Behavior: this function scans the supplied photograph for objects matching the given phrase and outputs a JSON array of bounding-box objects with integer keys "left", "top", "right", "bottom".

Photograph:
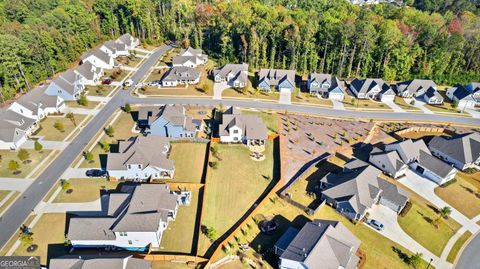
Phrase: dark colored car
[
  {"left": 102, "top": 79, "right": 113, "bottom": 85},
  {"left": 85, "top": 169, "right": 107, "bottom": 177}
]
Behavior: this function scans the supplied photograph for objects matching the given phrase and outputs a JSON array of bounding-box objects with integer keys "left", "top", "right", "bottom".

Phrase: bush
[
  {"left": 77, "top": 94, "right": 88, "bottom": 106},
  {"left": 8, "top": 160, "right": 20, "bottom": 173},
  {"left": 106, "top": 126, "right": 114, "bottom": 137},
  {"left": 84, "top": 151, "right": 93, "bottom": 161},
  {"left": 464, "top": 167, "right": 479, "bottom": 174},
  {"left": 60, "top": 179, "right": 71, "bottom": 190},
  {"left": 101, "top": 141, "right": 111, "bottom": 152},
  {"left": 17, "top": 149, "right": 30, "bottom": 162},
  {"left": 54, "top": 121, "right": 64, "bottom": 132},
  {"left": 209, "top": 161, "right": 218, "bottom": 169},
  {"left": 439, "top": 178, "right": 457, "bottom": 188},
  {"left": 34, "top": 140, "right": 43, "bottom": 151},
  {"left": 399, "top": 201, "right": 412, "bottom": 217},
  {"left": 123, "top": 103, "right": 132, "bottom": 113}
]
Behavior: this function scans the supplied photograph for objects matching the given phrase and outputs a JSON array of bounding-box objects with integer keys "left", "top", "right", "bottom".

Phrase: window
[
  {"left": 128, "top": 240, "right": 132, "bottom": 245},
  {"left": 233, "top": 137, "right": 238, "bottom": 141},
  {"left": 127, "top": 165, "right": 131, "bottom": 169},
  {"left": 233, "top": 130, "right": 239, "bottom": 134},
  {"left": 138, "top": 164, "right": 141, "bottom": 169}
]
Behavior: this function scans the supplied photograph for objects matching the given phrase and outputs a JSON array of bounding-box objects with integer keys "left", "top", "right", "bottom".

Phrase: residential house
[
  {"left": 465, "top": 82, "right": 480, "bottom": 99},
  {"left": 428, "top": 133, "right": 480, "bottom": 170},
  {"left": 116, "top": 33, "right": 140, "bottom": 50},
  {"left": 172, "top": 47, "right": 208, "bottom": 68},
  {"left": 160, "top": 66, "right": 200, "bottom": 87},
  {"left": 274, "top": 219, "right": 361, "bottom": 269},
  {"left": 396, "top": 79, "right": 437, "bottom": 98},
  {"left": 349, "top": 78, "right": 395, "bottom": 102},
  {"left": 385, "top": 139, "right": 456, "bottom": 184},
  {"left": 50, "top": 255, "right": 151, "bottom": 269},
  {"left": 446, "top": 84, "right": 479, "bottom": 109},
  {"left": 307, "top": 73, "right": 346, "bottom": 100},
  {"left": 258, "top": 69, "right": 296, "bottom": 93},
  {"left": 81, "top": 49, "right": 115, "bottom": 69},
  {"left": 107, "top": 136, "right": 174, "bottom": 180},
  {"left": 100, "top": 40, "right": 129, "bottom": 58},
  {"left": 423, "top": 87, "right": 444, "bottom": 104},
  {"left": 45, "top": 70, "right": 85, "bottom": 101},
  {"left": 9, "top": 85, "right": 65, "bottom": 121},
  {"left": 68, "top": 184, "right": 189, "bottom": 250},
  {"left": 0, "top": 109, "right": 37, "bottom": 149},
  {"left": 137, "top": 105, "right": 200, "bottom": 138},
  {"left": 319, "top": 159, "right": 410, "bottom": 221},
  {"left": 213, "top": 63, "right": 249, "bottom": 89},
  {"left": 219, "top": 106, "right": 268, "bottom": 146},
  {"left": 75, "top": 61, "right": 103, "bottom": 86},
  {"left": 369, "top": 147, "right": 408, "bottom": 179}
]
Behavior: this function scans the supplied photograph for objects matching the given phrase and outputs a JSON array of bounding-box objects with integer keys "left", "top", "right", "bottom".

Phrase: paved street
[{"left": 456, "top": 232, "right": 480, "bottom": 269}]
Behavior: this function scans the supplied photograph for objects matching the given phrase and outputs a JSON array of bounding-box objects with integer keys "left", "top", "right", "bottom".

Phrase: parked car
[
  {"left": 367, "top": 219, "right": 384, "bottom": 231},
  {"left": 85, "top": 169, "right": 107, "bottom": 177},
  {"left": 123, "top": 79, "right": 133, "bottom": 86},
  {"left": 102, "top": 79, "right": 113, "bottom": 85}
]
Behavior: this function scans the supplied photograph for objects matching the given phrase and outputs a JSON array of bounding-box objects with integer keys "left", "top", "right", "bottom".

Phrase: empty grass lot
[
  {"left": 14, "top": 213, "right": 68, "bottom": 265},
  {"left": 447, "top": 231, "right": 472, "bottom": 263},
  {"left": 159, "top": 188, "right": 200, "bottom": 254},
  {"left": 36, "top": 114, "right": 86, "bottom": 141},
  {"left": 435, "top": 172, "right": 480, "bottom": 218},
  {"left": 169, "top": 143, "right": 207, "bottom": 183},
  {"left": 0, "top": 149, "right": 52, "bottom": 178},
  {"left": 398, "top": 196, "right": 461, "bottom": 256},
  {"left": 53, "top": 178, "right": 120, "bottom": 203},
  {"left": 198, "top": 142, "right": 280, "bottom": 256}
]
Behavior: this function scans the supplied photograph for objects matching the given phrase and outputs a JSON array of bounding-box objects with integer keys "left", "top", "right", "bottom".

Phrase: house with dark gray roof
[
  {"left": 172, "top": 47, "right": 208, "bottom": 68},
  {"left": 0, "top": 109, "right": 38, "bottom": 149},
  {"left": 107, "top": 136, "right": 174, "bottom": 180},
  {"left": 101, "top": 40, "right": 129, "bottom": 58},
  {"left": 213, "top": 63, "right": 249, "bottom": 89},
  {"left": 446, "top": 84, "right": 479, "bottom": 109},
  {"left": 369, "top": 146, "right": 408, "bottom": 179},
  {"left": 45, "top": 70, "right": 86, "bottom": 101},
  {"left": 466, "top": 82, "right": 480, "bottom": 99},
  {"left": 49, "top": 255, "right": 151, "bottom": 269},
  {"left": 116, "top": 33, "right": 140, "bottom": 50},
  {"left": 275, "top": 219, "right": 361, "bottom": 269},
  {"left": 428, "top": 133, "right": 480, "bottom": 170},
  {"left": 396, "top": 79, "right": 437, "bottom": 98},
  {"left": 75, "top": 61, "right": 103, "bottom": 85},
  {"left": 307, "top": 73, "right": 346, "bottom": 100},
  {"left": 9, "top": 85, "right": 65, "bottom": 121},
  {"left": 319, "top": 159, "right": 410, "bottom": 221},
  {"left": 137, "top": 105, "right": 200, "bottom": 139},
  {"left": 68, "top": 184, "right": 189, "bottom": 250},
  {"left": 219, "top": 106, "right": 268, "bottom": 146},
  {"left": 81, "top": 48, "right": 115, "bottom": 69},
  {"left": 258, "top": 69, "right": 295, "bottom": 93},
  {"left": 349, "top": 78, "right": 395, "bottom": 102},
  {"left": 385, "top": 139, "right": 457, "bottom": 184},
  {"left": 160, "top": 66, "right": 200, "bottom": 87},
  {"left": 423, "top": 87, "right": 444, "bottom": 104}
]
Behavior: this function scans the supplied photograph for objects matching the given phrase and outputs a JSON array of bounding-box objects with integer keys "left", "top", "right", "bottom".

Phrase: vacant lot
[
  {"left": 36, "top": 114, "right": 86, "bottom": 141},
  {"left": 0, "top": 149, "right": 52, "bottom": 178},
  {"left": 160, "top": 188, "right": 200, "bottom": 254},
  {"left": 198, "top": 142, "right": 279, "bottom": 256},
  {"left": 53, "top": 178, "right": 120, "bottom": 203},
  {"left": 13, "top": 213, "right": 68, "bottom": 265},
  {"left": 435, "top": 172, "right": 480, "bottom": 218},
  {"left": 169, "top": 143, "right": 207, "bottom": 183},
  {"left": 398, "top": 196, "right": 461, "bottom": 256}
]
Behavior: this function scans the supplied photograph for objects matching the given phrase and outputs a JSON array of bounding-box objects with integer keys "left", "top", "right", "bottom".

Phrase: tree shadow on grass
[{"left": 392, "top": 246, "right": 411, "bottom": 265}]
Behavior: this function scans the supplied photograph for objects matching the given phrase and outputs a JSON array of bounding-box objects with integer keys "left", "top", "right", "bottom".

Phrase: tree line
[{"left": 1, "top": 0, "right": 479, "bottom": 102}]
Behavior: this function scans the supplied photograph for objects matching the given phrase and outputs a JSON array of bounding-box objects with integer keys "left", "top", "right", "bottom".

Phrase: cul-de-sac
[{"left": 0, "top": 1, "right": 480, "bottom": 269}]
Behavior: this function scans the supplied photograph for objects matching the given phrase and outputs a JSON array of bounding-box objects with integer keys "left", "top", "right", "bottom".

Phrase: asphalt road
[
  {"left": 0, "top": 45, "right": 172, "bottom": 250},
  {"left": 455, "top": 232, "right": 480, "bottom": 269},
  {"left": 1, "top": 43, "right": 480, "bottom": 251}
]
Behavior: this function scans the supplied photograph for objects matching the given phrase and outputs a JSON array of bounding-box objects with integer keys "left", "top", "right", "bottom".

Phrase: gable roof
[
  {"left": 82, "top": 49, "right": 112, "bottom": 65},
  {"left": 370, "top": 147, "right": 406, "bottom": 171},
  {"left": 466, "top": 82, "right": 480, "bottom": 93},
  {"left": 179, "top": 47, "right": 203, "bottom": 56},
  {"left": 161, "top": 66, "right": 200, "bottom": 82},
  {"left": 418, "top": 150, "right": 455, "bottom": 178},
  {"left": 258, "top": 69, "right": 295, "bottom": 88},
  {"left": 425, "top": 87, "right": 443, "bottom": 100},
  {"left": 50, "top": 255, "right": 151, "bottom": 269},
  {"left": 219, "top": 107, "right": 268, "bottom": 140},
  {"left": 350, "top": 78, "right": 391, "bottom": 96},
  {"left": 213, "top": 63, "right": 249, "bottom": 84},
  {"left": 117, "top": 33, "right": 137, "bottom": 47},
  {"left": 0, "top": 109, "right": 36, "bottom": 142},
  {"left": 429, "top": 133, "right": 480, "bottom": 165},
  {"left": 75, "top": 62, "right": 100, "bottom": 81},
  {"left": 278, "top": 219, "right": 360, "bottom": 269},
  {"left": 16, "top": 85, "right": 59, "bottom": 113},
  {"left": 397, "top": 79, "right": 437, "bottom": 95},
  {"left": 137, "top": 105, "right": 197, "bottom": 132},
  {"left": 451, "top": 84, "right": 471, "bottom": 100},
  {"left": 385, "top": 139, "right": 430, "bottom": 163}
]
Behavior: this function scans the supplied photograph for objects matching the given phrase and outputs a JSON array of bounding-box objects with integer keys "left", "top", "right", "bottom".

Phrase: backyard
[
  {"left": 168, "top": 143, "right": 208, "bottom": 183},
  {"left": 198, "top": 141, "right": 280, "bottom": 256},
  {"left": 0, "top": 149, "right": 52, "bottom": 178},
  {"left": 36, "top": 114, "right": 86, "bottom": 141},
  {"left": 53, "top": 178, "right": 120, "bottom": 203}
]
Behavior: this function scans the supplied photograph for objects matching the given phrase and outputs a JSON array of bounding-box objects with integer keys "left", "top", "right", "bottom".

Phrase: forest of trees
[{"left": 0, "top": 0, "right": 479, "bottom": 102}]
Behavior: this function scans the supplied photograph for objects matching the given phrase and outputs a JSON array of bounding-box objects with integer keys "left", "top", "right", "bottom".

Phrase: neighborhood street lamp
[{"left": 426, "top": 258, "right": 433, "bottom": 269}]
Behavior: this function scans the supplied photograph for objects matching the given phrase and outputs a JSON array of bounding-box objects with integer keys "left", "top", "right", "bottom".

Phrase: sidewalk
[
  {"left": 22, "top": 140, "right": 68, "bottom": 150},
  {"left": 0, "top": 178, "right": 34, "bottom": 191},
  {"left": 332, "top": 99, "right": 345, "bottom": 110},
  {"left": 406, "top": 98, "right": 434, "bottom": 114},
  {"left": 63, "top": 107, "right": 99, "bottom": 115},
  {"left": 384, "top": 100, "right": 405, "bottom": 113}
]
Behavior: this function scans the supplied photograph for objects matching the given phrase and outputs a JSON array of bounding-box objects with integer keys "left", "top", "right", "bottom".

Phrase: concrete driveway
[
  {"left": 405, "top": 98, "right": 434, "bottom": 114},
  {"left": 383, "top": 100, "right": 405, "bottom": 113},
  {"left": 367, "top": 204, "right": 451, "bottom": 269},
  {"left": 279, "top": 89, "right": 291, "bottom": 104},
  {"left": 332, "top": 99, "right": 345, "bottom": 110},
  {"left": 213, "top": 82, "right": 230, "bottom": 100}
]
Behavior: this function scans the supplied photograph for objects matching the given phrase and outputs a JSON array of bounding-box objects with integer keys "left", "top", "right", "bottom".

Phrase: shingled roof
[
  {"left": 397, "top": 79, "right": 437, "bottom": 96},
  {"left": 219, "top": 107, "right": 268, "bottom": 141},
  {"left": 429, "top": 133, "right": 480, "bottom": 165}
]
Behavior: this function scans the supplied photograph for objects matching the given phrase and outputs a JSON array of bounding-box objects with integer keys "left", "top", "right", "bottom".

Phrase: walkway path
[
  {"left": 441, "top": 227, "right": 468, "bottom": 260},
  {"left": 0, "top": 178, "right": 34, "bottom": 191},
  {"left": 64, "top": 107, "right": 99, "bottom": 115},
  {"left": 61, "top": 168, "right": 90, "bottom": 179},
  {"left": 213, "top": 82, "right": 229, "bottom": 100},
  {"left": 22, "top": 140, "right": 68, "bottom": 150},
  {"left": 331, "top": 99, "right": 345, "bottom": 110},
  {"left": 278, "top": 90, "right": 291, "bottom": 104},
  {"left": 87, "top": 96, "right": 111, "bottom": 102},
  {"left": 383, "top": 100, "right": 405, "bottom": 113},
  {"left": 406, "top": 98, "right": 435, "bottom": 114}
]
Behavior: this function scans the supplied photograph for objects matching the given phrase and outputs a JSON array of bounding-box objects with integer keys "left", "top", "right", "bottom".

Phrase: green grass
[
  {"left": 435, "top": 172, "right": 480, "bottom": 218},
  {"left": 0, "top": 190, "right": 9, "bottom": 202},
  {"left": 13, "top": 213, "right": 68, "bottom": 265},
  {"left": 198, "top": 142, "right": 279, "bottom": 256},
  {"left": 85, "top": 85, "right": 117, "bottom": 97},
  {"left": 242, "top": 110, "right": 279, "bottom": 134},
  {"left": 343, "top": 98, "right": 392, "bottom": 110},
  {"left": 36, "top": 114, "right": 86, "bottom": 141},
  {"left": 159, "top": 188, "right": 200, "bottom": 254},
  {"left": 53, "top": 178, "right": 120, "bottom": 203},
  {"left": 0, "top": 149, "right": 52, "bottom": 178},
  {"left": 169, "top": 143, "right": 207, "bottom": 183},
  {"left": 398, "top": 196, "right": 461, "bottom": 256},
  {"left": 103, "top": 68, "right": 129, "bottom": 82},
  {"left": 65, "top": 100, "right": 100, "bottom": 109},
  {"left": 0, "top": 191, "right": 19, "bottom": 214},
  {"left": 291, "top": 88, "right": 333, "bottom": 107},
  {"left": 394, "top": 96, "right": 421, "bottom": 111},
  {"left": 447, "top": 231, "right": 472, "bottom": 263}
]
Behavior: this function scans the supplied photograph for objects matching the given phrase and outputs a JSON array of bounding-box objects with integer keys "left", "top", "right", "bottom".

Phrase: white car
[
  {"left": 367, "top": 219, "right": 384, "bottom": 231},
  {"left": 123, "top": 79, "right": 133, "bottom": 86}
]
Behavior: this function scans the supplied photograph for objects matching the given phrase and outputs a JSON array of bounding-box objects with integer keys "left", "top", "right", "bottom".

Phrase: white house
[
  {"left": 75, "top": 61, "right": 103, "bottom": 86},
  {"left": 446, "top": 84, "right": 479, "bottom": 109},
  {"left": 0, "top": 109, "right": 38, "bottom": 150},
  {"left": 213, "top": 63, "right": 249, "bottom": 89},
  {"left": 307, "top": 73, "right": 346, "bottom": 101},
  {"left": 116, "top": 33, "right": 140, "bottom": 50},
  {"left": 160, "top": 66, "right": 200, "bottom": 87},
  {"left": 219, "top": 107, "right": 267, "bottom": 146},
  {"left": 68, "top": 184, "right": 189, "bottom": 251},
  {"left": 100, "top": 40, "right": 129, "bottom": 58},
  {"left": 107, "top": 136, "right": 174, "bottom": 181},
  {"left": 429, "top": 133, "right": 480, "bottom": 170},
  {"left": 396, "top": 79, "right": 437, "bottom": 98},
  {"left": 423, "top": 87, "right": 444, "bottom": 105},
  {"left": 9, "top": 85, "right": 65, "bottom": 121},
  {"left": 349, "top": 78, "right": 395, "bottom": 102},
  {"left": 369, "top": 147, "right": 408, "bottom": 179},
  {"left": 81, "top": 49, "right": 115, "bottom": 69},
  {"left": 45, "top": 70, "right": 85, "bottom": 101},
  {"left": 172, "top": 47, "right": 208, "bottom": 68}
]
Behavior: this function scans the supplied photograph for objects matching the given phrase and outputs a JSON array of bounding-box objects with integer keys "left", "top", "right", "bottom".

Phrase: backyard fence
[{"left": 392, "top": 126, "right": 455, "bottom": 140}]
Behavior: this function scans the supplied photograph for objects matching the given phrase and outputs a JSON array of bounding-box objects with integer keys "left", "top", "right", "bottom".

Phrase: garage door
[{"left": 381, "top": 95, "right": 395, "bottom": 102}]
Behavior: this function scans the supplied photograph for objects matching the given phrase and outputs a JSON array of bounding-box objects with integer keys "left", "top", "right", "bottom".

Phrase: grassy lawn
[
  {"left": 291, "top": 88, "right": 333, "bottom": 107},
  {"left": 242, "top": 110, "right": 279, "bottom": 134},
  {"left": 157, "top": 48, "right": 179, "bottom": 66},
  {"left": 398, "top": 196, "right": 461, "bottom": 256},
  {"left": 80, "top": 111, "right": 137, "bottom": 168},
  {"left": 169, "top": 143, "right": 207, "bottom": 183},
  {"left": 343, "top": 98, "right": 392, "bottom": 111},
  {"left": 447, "top": 231, "right": 472, "bottom": 263},
  {"left": 36, "top": 114, "right": 86, "bottom": 141},
  {"left": 85, "top": 85, "right": 117, "bottom": 97},
  {"left": 0, "top": 191, "right": 19, "bottom": 214},
  {"left": 103, "top": 68, "right": 129, "bottom": 82},
  {"left": 65, "top": 100, "right": 100, "bottom": 109},
  {"left": 152, "top": 261, "right": 194, "bottom": 269},
  {"left": 160, "top": 188, "right": 200, "bottom": 254},
  {"left": 198, "top": 142, "right": 280, "bottom": 256},
  {"left": 145, "top": 68, "right": 167, "bottom": 82},
  {"left": 53, "top": 178, "right": 120, "bottom": 203},
  {"left": 13, "top": 213, "right": 68, "bottom": 265},
  {"left": 0, "top": 190, "right": 9, "bottom": 202},
  {"left": 115, "top": 55, "right": 143, "bottom": 68},
  {"left": 394, "top": 97, "right": 421, "bottom": 111},
  {"left": 0, "top": 149, "right": 52, "bottom": 178},
  {"left": 140, "top": 85, "right": 212, "bottom": 97},
  {"left": 425, "top": 103, "right": 465, "bottom": 114},
  {"left": 222, "top": 88, "right": 279, "bottom": 102},
  {"left": 434, "top": 172, "right": 480, "bottom": 218}
]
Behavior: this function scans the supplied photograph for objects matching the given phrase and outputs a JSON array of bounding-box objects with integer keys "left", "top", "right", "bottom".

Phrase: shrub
[
  {"left": 123, "top": 103, "right": 132, "bottom": 113},
  {"left": 106, "top": 126, "right": 114, "bottom": 137},
  {"left": 54, "top": 121, "right": 64, "bottom": 132},
  {"left": 60, "top": 179, "right": 71, "bottom": 190},
  {"left": 84, "top": 151, "right": 93, "bottom": 161},
  {"left": 77, "top": 94, "right": 88, "bottom": 106},
  {"left": 209, "top": 161, "right": 218, "bottom": 169},
  {"left": 8, "top": 160, "right": 20, "bottom": 173},
  {"left": 17, "top": 149, "right": 30, "bottom": 162},
  {"left": 66, "top": 112, "right": 76, "bottom": 126},
  {"left": 34, "top": 140, "right": 43, "bottom": 151},
  {"left": 399, "top": 201, "right": 412, "bottom": 217},
  {"left": 101, "top": 141, "right": 111, "bottom": 152},
  {"left": 439, "top": 178, "right": 457, "bottom": 188}
]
